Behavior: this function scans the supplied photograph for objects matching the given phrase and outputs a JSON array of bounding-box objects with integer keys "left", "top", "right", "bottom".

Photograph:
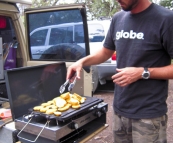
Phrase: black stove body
[{"left": 5, "top": 62, "right": 108, "bottom": 143}]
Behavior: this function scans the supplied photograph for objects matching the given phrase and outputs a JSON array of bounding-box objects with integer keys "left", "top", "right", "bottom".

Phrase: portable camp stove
[
  {"left": 4, "top": 62, "right": 108, "bottom": 143},
  {"left": 15, "top": 101, "right": 107, "bottom": 143}
]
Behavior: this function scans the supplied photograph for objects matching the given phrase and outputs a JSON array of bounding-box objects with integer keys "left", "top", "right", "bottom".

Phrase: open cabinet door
[{"left": 24, "top": 4, "right": 92, "bottom": 96}]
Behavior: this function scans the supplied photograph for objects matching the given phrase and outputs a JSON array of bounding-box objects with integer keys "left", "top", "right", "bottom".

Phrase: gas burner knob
[
  {"left": 95, "top": 111, "right": 102, "bottom": 117},
  {"left": 70, "top": 122, "right": 79, "bottom": 130},
  {"left": 101, "top": 107, "right": 107, "bottom": 113}
]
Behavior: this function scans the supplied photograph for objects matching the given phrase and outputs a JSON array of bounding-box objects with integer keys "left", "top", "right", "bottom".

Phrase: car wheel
[{"left": 40, "top": 43, "right": 85, "bottom": 60}]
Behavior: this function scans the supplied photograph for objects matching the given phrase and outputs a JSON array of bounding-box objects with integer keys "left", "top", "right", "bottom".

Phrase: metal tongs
[
  {"left": 68, "top": 76, "right": 77, "bottom": 92},
  {"left": 59, "top": 72, "right": 77, "bottom": 94}
]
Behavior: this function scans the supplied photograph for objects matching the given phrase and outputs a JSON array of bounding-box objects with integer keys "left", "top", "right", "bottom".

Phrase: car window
[
  {"left": 88, "top": 23, "right": 105, "bottom": 42},
  {"left": 49, "top": 26, "right": 73, "bottom": 45},
  {"left": 0, "top": 16, "right": 16, "bottom": 43},
  {"left": 74, "top": 24, "right": 84, "bottom": 43},
  {"left": 26, "top": 9, "right": 88, "bottom": 61},
  {"left": 30, "top": 29, "right": 48, "bottom": 46}
]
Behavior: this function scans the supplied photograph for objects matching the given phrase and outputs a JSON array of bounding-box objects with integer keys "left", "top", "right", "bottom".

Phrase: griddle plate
[{"left": 29, "top": 96, "right": 103, "bottom": 121}]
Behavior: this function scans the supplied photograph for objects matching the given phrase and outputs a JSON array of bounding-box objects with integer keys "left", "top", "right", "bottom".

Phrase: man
[{"left": 67, "top": 0, "right": 173, "bottom": 142}]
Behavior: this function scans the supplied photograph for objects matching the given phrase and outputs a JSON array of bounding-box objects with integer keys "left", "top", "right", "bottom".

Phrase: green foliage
[
  {"left": 159, "top": 0, "right": 173, "bottom": 9},
  {"left": 31, "top": 0, "right": 60, "bottom": 8},
  {"left": 74, "top": 0, "right": 121, "bottom": 20},
  {"left": 86, "top": 0, "right": 120, "bottom": 20},
  {"left": 28, "top": 0, "right": 173, "bottom": 20},
  {"left": 31, "top": 0, "right": 121, "bottom": 20},
  {"left": 151, "top": 0, "right": 160, "bottom": 5}
]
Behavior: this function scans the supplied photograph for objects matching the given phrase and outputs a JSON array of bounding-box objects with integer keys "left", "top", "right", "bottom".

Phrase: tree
[
  {"left": 75, "top": 0, "right": 121, "bottom": 20},
  {"left": 159, "top": 0, "right": 173, "bottom": 10},
  {"left": 151, "top": 0, "right": 160, "bottom": 5},
  {"left": 19, "top": 0, "right": 173, "bottom": 21},
  {"left": 31, "top": 0, "right": 60, "bottom": 7}
]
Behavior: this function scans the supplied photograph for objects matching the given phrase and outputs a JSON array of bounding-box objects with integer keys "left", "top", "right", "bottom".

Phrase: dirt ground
[{"left": 86, "top": 80, "right": 173, "bottom": 143}]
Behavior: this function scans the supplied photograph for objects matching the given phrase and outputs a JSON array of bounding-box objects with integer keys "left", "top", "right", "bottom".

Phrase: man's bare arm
[
  {"left": 67, "top": 47, "right": 114, "bottom": 80},
  {"left": 79, "top": 47, "right": 114, "bottom": 66},
  {"left": 112, "top": 64, "right": 173, "bottom": 87}
]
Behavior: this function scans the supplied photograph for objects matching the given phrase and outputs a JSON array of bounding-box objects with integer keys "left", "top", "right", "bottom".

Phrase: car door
[
  {"left": 24, "top": 4, "right": 91, "bottom": 96},
  {"left": 30, "top": 27, "right": 49, "bottom": 59}
]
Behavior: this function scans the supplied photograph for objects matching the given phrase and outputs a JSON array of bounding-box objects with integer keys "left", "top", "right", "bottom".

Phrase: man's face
[{"left": 117, "top": 0, "right": 140, "bottom": 11}]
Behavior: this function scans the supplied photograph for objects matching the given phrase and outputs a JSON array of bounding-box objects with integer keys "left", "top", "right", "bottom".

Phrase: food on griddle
[
  {"left": 46, "top": 109, "right": 57, "bottom": 115},
  {"left": 32, "top": 92, "right": 87, "bottom": 116},
  {"left": 54, "top": 111, "right": 62, "bottom": 116},
  {"left": 67, "top": 97, "right": 79, "bottom": 105},
  {"left": 80, "top": 97, "right": 86, "bottom": 104},
  {"left": 46, "top": 105, "right": 58, "bottom": 110},
  {"left": 73, "top": 93, "right": 82, "bottom": 100},
  {"left": 41, "top": 102, "right": 51, "bottom": 107},
  {"left": 71, "top": 93, "right": 86, "bottom": 104},
  {"left": 72, "top": 104, "right": 81, "bottom": 109},
  {"left": 60, "top": 92, "right": 70, "bottom": 100},
  {"left": 71, "top": 95, "right": 80, "bottom": 102},
  {"left": 33, "top": 106, "right": 42, "bottom": 111},
  {"left": 40, "top": 107, "right": 47, "bottom": 113},
  {"left": 58, "top": 103, "right": 71, "bottom": 112},
  {"left": 41, "top": 100, "right": 55, "bottom": 107},
  {"left": 54, "top": 97, "right": 67, "bottom": 108},
  {"left": 47, "top": 100, "right": 55, "bottom": 105},
  {"left": 40, "top": 105, "right": 57, "bottom": 113}
]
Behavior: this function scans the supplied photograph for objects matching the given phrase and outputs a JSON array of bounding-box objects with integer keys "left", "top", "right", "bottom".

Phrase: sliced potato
[
  {"left": 73, "top": 93, "right": 82, "bottom": 100},
  {"left": 41, "top": 103, "right": 50, "bottom": 107},
  {"left": 80, "top": 97, "right": 86, "bottom": 104},
  {"left": 55, "top": 97, "right": 67, "bottom": 108},
  {"left": 60, "top": 92, "right": 70, "bottom": 100},
  {"left": 33, "top": 106, "right": 42, "bottom": 111},
  {"left": 40, "top": 107, "right": 47, "bottom": 113},
  {"left": 58, "top": 104, "right": 71, "bottom": 112},
  {"left": 68, "top": 97, "right": 79, "bottom": 105},
  {"left": 72, "top": 104, "right": 81, "bottom": 109},
  {"left": 46, "top": 109, "right": 57, "bottom": 114},
  {"left": 54, "top": 111, "right": 62, "bottom": 116},
  {"left": 47, "top": 100, "right": 55, "bottom": 105},
  {"left": 72, "top": 94, "right": 80, "bottom": 102}
]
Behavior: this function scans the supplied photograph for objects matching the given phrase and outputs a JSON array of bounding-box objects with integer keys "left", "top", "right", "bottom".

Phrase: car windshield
[{"left": 27, "top": 9, "right": 87, "bottom": 61}]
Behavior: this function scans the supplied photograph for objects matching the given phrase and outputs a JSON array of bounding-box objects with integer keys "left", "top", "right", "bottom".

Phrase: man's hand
[
  {"left": 66, "top": 61, "right": 83, "bottom": 82},
  {"left": 112, "top": 67, "right": 143, "bottom": 87}
]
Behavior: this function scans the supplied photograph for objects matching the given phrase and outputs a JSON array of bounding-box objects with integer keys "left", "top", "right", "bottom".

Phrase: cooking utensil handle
[
  {"left": 17, "top": 118, "right": 49, "bottom": 143},
  {"left": 61, "top": 71, "right": 76, "bottom": 86},
  {"left": 65, "top": 72, "right": 76, "bottom": 84},
  {"left": 63, "top": 79, "right": 70, "bottom": 86},
  {"left": 68, "top": 76, "right": 77, "bottom": 91},
  {"left": 59, "top": 72, "right": 77, "bottom": 94}
]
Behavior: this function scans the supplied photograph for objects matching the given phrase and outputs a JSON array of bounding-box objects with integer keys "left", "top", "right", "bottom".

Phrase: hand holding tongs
[
  {"left": 68, "top": 76, "right": 77, "bottom": 92},
  {"left": 59, "top": 72, "right": 77, "bottom": 94}
]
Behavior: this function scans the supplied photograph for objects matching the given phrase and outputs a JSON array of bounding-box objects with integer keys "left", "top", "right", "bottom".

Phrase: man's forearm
[
  {"left": 78, "top": 54, "right": 106, "bottom": 67},
  {"left": 112, "top": 65, "right": 173, "bottom": 87},
  {"left": 78, "top": 47, "right": 114, "bottom": 67},
  {"left": 148, "top": 64, "right": 173, "bottom": 79}
]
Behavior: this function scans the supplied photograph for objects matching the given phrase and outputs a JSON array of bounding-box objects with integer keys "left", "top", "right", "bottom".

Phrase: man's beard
[{"left": 121, "top": 0, "right": 139, "bottom": 11}]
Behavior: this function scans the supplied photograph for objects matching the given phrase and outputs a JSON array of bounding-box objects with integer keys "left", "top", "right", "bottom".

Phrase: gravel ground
[{"left": 86, "top": 80, "right": 173, "bottom": 143}]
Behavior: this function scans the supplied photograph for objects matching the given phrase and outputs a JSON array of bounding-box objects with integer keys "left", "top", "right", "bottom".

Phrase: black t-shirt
[{"left": 103, "top": 3, "right": 173, "bottom": 119}]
